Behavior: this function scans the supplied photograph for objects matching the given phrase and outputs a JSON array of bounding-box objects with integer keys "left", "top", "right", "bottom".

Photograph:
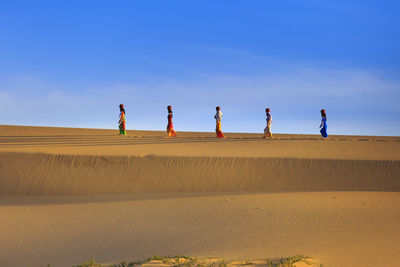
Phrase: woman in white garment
[{"left": 264, "top": 108, "right": 273, "bottom": 139}]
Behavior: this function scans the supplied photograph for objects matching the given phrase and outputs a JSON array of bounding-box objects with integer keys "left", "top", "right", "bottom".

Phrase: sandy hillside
[{"left": 0, "top": 125, "right": 400, "bottom": 267}]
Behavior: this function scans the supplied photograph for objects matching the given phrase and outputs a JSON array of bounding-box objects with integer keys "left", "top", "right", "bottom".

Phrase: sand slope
[
  {"left": 0, "top": 153, "right": 399, "bottom": 195},
  {"left": 1, "top": 125, "right": 399, "bottom": 195},
  {"left": 1, "top": 192, "right": 400, "bottom": 267},
  {"left": 0, "top": 125, "right": 400, "bottom": 267}
]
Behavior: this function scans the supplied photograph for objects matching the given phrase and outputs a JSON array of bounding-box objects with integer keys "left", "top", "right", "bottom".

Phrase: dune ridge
[{"left": 1, "top": 152, "right": 399, "bottom": 195}]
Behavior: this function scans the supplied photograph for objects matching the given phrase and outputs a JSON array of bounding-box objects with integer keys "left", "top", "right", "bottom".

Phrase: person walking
[
  {"left": 214, "top": 106, "right": 225, "bottom": 138},
  {"left": 319, "top": 109, "right": 328, "bottom": 139},
  {"left": 167, "top": 105, "right": 177, "bottom": 137},
  {"left": 264, "top": 108, "right": 273, "bottom": 139},
  {"left": 118, "top": 104, "right": 126, "bottom": 135}
]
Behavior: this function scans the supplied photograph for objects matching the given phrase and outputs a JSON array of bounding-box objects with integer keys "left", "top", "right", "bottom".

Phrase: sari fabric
[
  {"left": 216, "top": 121, "right": 225, "bottom": 138},
  {"left": 264, "top": 113, "right": 273, "bottom": 138},
  {"left": 167, "top": 113, "right": 177, "bottom": 137},
  {"left": 320, "top": 117, "right": 328, "bottom": 138},
  {"left": 119, "top": 112, "right": 126, "bottom": 135}
]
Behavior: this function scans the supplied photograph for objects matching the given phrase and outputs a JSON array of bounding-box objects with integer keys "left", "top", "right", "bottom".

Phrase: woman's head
[
  {"left": 216, "top": 106, "right": 220, "bottom": 111},
  {"left": 119, "top": 104, "right": 125, "bottom": 113},
  {"left": 266, "top": 108, "right": 270, "bottom": 113},
  {"left": 321, "top": 109, "right": 326, "bottom": 118},
  {"left": 167, "top": 105, "right": 172, "bottom": 113}
]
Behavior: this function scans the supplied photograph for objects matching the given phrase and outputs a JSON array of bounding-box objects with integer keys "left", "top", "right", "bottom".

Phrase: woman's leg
[
  {"left": 264, "top": 125, "right": 272, "bottom": 138},
  {"left": 320, "top": 127, "right": 328, "bottom": 138},
  {"left": 120, "top": 122, "right": 126, "bottom": 135},
  {"left": 167, "top": 124, "right": 177, "bottom": 137},
  {"left": 216, "top": 121, "right": 224, "bottom": 138}
]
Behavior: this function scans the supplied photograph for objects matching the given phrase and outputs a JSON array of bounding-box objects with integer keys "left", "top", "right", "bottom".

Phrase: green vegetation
[
  {"left": 266, "top": 255, "right": 314, "bottom": 267},
  {"left": 67, "top": 254, "right": 319, "bottom": 267}
]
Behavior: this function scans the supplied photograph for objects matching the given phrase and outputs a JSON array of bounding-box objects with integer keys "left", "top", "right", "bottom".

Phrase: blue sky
[{"left": 0, "top": 0, "right": 399, "bottom": 135}]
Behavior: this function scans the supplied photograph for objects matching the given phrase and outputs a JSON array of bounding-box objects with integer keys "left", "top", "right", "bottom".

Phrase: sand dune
[
  {"left": 1, "top": 125, "right": 399, "bottom": 160},
  {"left": 1, "top": 192, "right": 400, "bottom": 267},
  {"left": 0, "top": 125, "right": 400, "bottom": 267},
  {"left": 1, "top": 125, "right": 399, "bottom": 196},
  {"left": 1, "top": 153, "right": 399, "bottom": 195}
]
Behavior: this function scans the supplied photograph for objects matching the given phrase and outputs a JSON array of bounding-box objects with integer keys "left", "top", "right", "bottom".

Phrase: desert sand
[{"left": 0, "top": 125, "right": 399, "bottom": 267}]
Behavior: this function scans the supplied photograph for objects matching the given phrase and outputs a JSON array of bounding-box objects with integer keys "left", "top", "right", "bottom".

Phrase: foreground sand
[
  {"left": 0, "top": 125, "right": 399, "bottom": 267},
  {"left": 1, "top": 192, "right": 400, "bottom": 267}
]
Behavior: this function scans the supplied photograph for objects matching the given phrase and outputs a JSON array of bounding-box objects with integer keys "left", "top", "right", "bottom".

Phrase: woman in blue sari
[{"left": 319, "top": 109, "right": 328, "bottom": 139}]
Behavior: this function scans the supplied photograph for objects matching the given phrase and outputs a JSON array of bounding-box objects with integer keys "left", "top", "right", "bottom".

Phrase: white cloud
[{"left": 0, "top": 65, "right": 399, "bottom": 135}]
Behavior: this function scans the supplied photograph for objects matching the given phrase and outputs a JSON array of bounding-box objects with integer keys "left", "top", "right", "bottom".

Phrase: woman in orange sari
[
  {"left": 214, "top": 106, "right": 224, "bottom": 138},
  {"left": 167, "top": 105, "right": 177, "bottom": 137}
]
